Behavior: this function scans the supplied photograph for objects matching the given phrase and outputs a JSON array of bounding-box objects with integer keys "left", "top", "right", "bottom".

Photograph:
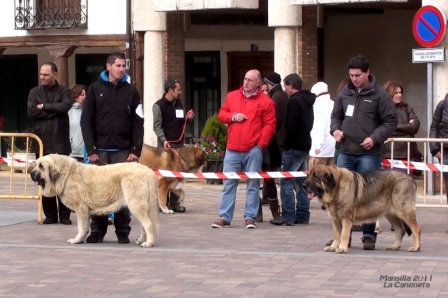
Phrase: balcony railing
[{"left": 15, "top": 0, "right": 87, "bottom": 30}]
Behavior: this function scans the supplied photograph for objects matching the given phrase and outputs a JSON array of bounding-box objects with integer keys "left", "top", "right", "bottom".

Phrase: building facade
[{"left": 0, "top": 0, "right": 447, "bottom": 152}]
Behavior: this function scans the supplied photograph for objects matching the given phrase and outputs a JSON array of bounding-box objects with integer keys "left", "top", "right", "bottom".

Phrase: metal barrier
[
  {"left": 385, "top": 137, "right": 448, "bottom": 207},
  {"left": 0, "top": 133, "right": 43, "bottom": 223}
]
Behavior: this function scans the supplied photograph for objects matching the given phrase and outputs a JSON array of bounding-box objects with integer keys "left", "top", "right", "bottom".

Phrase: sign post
[{"left": 412, "top": 5, "right": 447, "bottom": 194}]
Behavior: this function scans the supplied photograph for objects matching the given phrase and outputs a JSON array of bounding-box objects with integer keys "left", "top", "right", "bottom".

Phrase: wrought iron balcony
[{"left": 15, "top": 0, "right": 88, "bottom": 30}]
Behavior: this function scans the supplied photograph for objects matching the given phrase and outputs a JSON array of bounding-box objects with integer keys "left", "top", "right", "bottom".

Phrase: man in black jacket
[
  {"left": 270, "top": 73, "right": 316, "bottom": 226},
  {"left": 152, "top": 79, "right": 194, "bottom": 212},
  {"left": 27, "top": 62, "right": 73, "bottom": 225},
  {"left": 261, "top": 72, "right": 288, "bottom": 221},
  {"left": 331, "top": 55, "right": 397, "bottom": 250},
  {"left": 81, "top": 52, "right": 143, "bottom": 244}
]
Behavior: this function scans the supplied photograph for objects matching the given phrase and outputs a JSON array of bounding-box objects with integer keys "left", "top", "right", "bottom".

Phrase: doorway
[
  {"left": 185, "top": 51, "right": 221, "bottom": 141},
  {"left": 227, "top": 51, "right": 274, "bottom": 91}
]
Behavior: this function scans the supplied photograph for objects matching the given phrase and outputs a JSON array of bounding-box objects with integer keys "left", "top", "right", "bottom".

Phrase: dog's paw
[
  {"left": 136, "top": 238, "right": 145, "bottom": 245},
  {"left": 161, "top": 208, "right": 174, "bottom": 214},
  {"left": 375, "top": 228, "right": 383, "bottom": 234},
  {"left": 324, "top": 246, "right": 336, "bottom": 252},
  {"left": 140, "top": 241, "right": 154, "bottom": 248},
  {"left": 407, "top": 246, "right": 420, "bottom": 252},
  {"left": 386, "top": 245, "right": 401, "bottom": 251},
  {"left": 67, "top": 239, "right": 83, "bottom": 244},
  {"left": 336, "top": 247, "right": 347, "bottom": 254}
]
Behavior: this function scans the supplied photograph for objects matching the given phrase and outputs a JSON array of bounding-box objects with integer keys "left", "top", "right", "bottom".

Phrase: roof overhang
[
  {"left": 155, "top": 0, "right": 259, "bottom": 12},
  {"left": 290, "top": 0, "right": 408, "bottom": 5}
]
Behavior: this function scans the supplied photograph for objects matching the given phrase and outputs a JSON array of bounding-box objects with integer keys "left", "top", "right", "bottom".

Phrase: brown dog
[
  {"left": 138, "top": 144, "right": 207, "bottom": 214},
  {"left": 303, "top": 165, "right": 421, "bottom": 254}
]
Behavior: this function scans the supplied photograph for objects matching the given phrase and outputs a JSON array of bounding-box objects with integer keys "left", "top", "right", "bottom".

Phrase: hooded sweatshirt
[
  {"left": 310, "top": 83, "right": 336, "bottom": 157},
  {"left": 283, "top": 90, "right": 316, "bottom": 151},
  {"left": 68, "top": 102, "right": 84, "bottom": 158}
]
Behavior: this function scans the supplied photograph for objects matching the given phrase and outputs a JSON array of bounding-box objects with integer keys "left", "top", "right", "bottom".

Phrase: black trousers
[
  {"left": 262, "top": 163, "right": 278, "bottom": 199},
  {"left": 89, "top": 150, "right": 131, "bottom": 237},
  {"left": 42, "top": 196, "right": 71, "bottom": 221}
]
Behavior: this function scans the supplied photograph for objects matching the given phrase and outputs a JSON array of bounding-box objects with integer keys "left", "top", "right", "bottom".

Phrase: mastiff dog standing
[
  {"left": 30, "top": 154, "right": 160, "bottom": 247},
  {"left": 303, "top": 165, "right": 421, "bottom": 254},
  {"left": 138, "top": 144, "right": 207, "bottom": 214}
]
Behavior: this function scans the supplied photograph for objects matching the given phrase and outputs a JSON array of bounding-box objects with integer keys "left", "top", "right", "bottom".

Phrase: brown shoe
[
  {"left": 245, "top": 219, "right": 256, "bottom": 229},
  {"left": 211, "top": 219, "right": 230, "bottom": 228}
]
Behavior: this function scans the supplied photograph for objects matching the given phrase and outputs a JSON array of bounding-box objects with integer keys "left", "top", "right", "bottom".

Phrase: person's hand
[
  {"left": 315, "top": 148, "right": 321, "bottom": 155},
  {"left": 436, "top": 152, "right": 441, "bottom": 159},
  {"left": 127, "top": 153, "right": 138, "bottom": 162},
  {"left": 333, "top": 130, "right": 345, "bottom": 142},
  {"left": 186, "top": 109, "right": 194, "bottom": 119},
  {"left": 163, "top": 141, "right": 171, "bottom": 149},
  {"left": 88, "top": 154, "right": 99, "bottom": 162},
  {"left": 360, "top": 137, "right": 374, "bottom": 150},
  {"left": 409, "top": 119, "right": 415, "bottom": 123},
  {"left": 37, "top": 104, "right": 43, "bottom": 109},
  {"left": 234, "top": 113, "right": 248, "bottom": 122}
]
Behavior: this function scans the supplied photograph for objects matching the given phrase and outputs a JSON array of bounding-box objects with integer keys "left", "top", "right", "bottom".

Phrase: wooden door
[{"left": 227, "top": 51, "right": 274, "bottom": 92}]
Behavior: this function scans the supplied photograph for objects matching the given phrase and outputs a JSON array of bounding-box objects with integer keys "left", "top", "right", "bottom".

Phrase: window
[{"left": 15, "top": 0, "right": 87, "bottom": 29}]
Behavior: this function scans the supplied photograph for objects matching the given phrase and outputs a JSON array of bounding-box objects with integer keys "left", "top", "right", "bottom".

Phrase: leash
[{"left": 166, "top": 109, "right": 194, "bottom": 171}]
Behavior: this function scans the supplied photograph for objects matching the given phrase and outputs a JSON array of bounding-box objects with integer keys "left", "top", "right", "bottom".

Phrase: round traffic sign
[{"left": 412, "top": 5, "right": 446, "bottom": 48}]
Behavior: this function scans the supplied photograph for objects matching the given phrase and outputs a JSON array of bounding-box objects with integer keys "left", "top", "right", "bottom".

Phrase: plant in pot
[
  {"left": 5, "top": 130, "right": 36, "bottom": 173},
  {"left": 188, "top": 114, "right": 227, "bottom": 184}
]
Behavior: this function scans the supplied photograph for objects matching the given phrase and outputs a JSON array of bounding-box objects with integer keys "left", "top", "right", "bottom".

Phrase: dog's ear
[
  {"left": 48, "top": 163, "right": 60, "bottom": 181},
  {"left": 322, "top": 171, "right": 336, "bottom": 190}
]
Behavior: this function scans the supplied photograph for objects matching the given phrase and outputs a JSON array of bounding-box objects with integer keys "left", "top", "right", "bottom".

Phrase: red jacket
[{"left": 218, "top": 87, "right": 276, "bottom": 152}]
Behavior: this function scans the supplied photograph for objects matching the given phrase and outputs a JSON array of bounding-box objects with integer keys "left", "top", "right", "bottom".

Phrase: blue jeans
[
  {"left": 280, "top": 150, "right": 310, "bottom": 225},
  {"left": 218, "top": 147, "right": 262, "bottom": 223},
  {"left": 337, "top": 152, "right": 382, "bottom": 242}
]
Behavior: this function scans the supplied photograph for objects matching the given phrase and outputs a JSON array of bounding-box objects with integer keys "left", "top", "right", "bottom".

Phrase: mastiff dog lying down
[
  {"left": 139, "top": 144, "right": 207, "bottom": 214},
  {"left": 303, "top": 165, "right": 421, "bottom": 254},
  {"left": 30, "top": 154, "right": 159, "bottom": 248}
]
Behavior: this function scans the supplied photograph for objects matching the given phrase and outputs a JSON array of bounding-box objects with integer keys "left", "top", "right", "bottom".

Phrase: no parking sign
[{"left": 412, "top": 5, "right": 446, "bottom": 48}]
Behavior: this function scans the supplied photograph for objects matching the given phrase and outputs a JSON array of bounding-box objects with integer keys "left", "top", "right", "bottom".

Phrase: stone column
[
  {"left": 268, "top": 0, "right": 301, "bottom": 80},
  {"left": 134, "top": 0, "right": 166, "bottom": 146},
  {"left": 45, "top": 45, "right": 77, "bottom": 87}
]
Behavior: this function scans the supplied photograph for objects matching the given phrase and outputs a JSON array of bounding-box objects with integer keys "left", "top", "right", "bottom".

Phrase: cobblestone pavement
[{"left": 0, "top": 173, "right": 448, "bottom": 297}]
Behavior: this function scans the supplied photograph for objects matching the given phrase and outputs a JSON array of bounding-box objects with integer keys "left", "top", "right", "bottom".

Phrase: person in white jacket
[
  {"left": 68, "top": 84, "right": 86, "bottom": 161},
  {"left": 309, "top": 82, "right": 335, "bottom": 168}
]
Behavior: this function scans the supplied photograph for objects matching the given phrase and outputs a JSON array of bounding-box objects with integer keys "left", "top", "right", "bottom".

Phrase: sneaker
[
  {"left": 269, "top": 218, "right": 294, "bottom": 226},
  {"left": 42, "top": 218, "right": 58, "bottom": 224},
  {"left": 245, "top": 219, "right": 256, "bottom": 229},
  {"left": 117, "top": 233, "right": 130, "bottom": 244},
  {"left": 59, "top": 218, "right": 72, "bottom": 225},
  {"left": 212, "top": 219, "right": 230, "bottom": 228},
  {"left": 86, "top": 232, "right": 104, "bottom": 243},
  {"left": 362, "top": 238, "right": 376, "bottom": 250}
]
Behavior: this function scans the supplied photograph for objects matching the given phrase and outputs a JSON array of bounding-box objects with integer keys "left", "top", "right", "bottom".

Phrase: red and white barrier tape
[
  {"left": 382, "top": 158, "right": 448, "bottom": 173},
  {"left": 0, "top": 157, "right": 36, "bottom": 164},
  {"left": 2, "top": 156, "right": 448, "bottom": 178}
]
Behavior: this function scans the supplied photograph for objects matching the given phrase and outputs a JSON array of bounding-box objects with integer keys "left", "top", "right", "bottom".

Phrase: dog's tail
[
  {"left": 148, "top": 173, "right": 160, "bottom": 236},
  {"left": 402, "top": 220, "right": 412, "bottom": 236}
]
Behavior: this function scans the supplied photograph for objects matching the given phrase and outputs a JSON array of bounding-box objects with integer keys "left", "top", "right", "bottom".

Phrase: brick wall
[
  {"left": 163, "top": 12, "right": 185, "bottom": 95},
  {"left": 298, "top": 6, "right": 318, "bottom": 90}
]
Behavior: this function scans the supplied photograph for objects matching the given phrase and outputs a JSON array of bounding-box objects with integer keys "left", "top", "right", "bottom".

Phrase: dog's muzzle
[{"left": 30, "top": 170, "right": 45, "bottom": 187}]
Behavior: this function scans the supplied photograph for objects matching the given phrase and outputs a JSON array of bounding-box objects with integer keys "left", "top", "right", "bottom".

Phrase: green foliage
[
  {"left": 200, "top": 114, "right": 227, "bottom": 151},
  {"left": 186, "top": 114, "right": 227, "bottom": 161}
]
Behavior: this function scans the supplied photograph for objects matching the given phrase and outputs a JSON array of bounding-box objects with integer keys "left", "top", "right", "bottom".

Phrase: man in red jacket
[{"left": 212, "top": 69, "right": 276, "bottom": 229}]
